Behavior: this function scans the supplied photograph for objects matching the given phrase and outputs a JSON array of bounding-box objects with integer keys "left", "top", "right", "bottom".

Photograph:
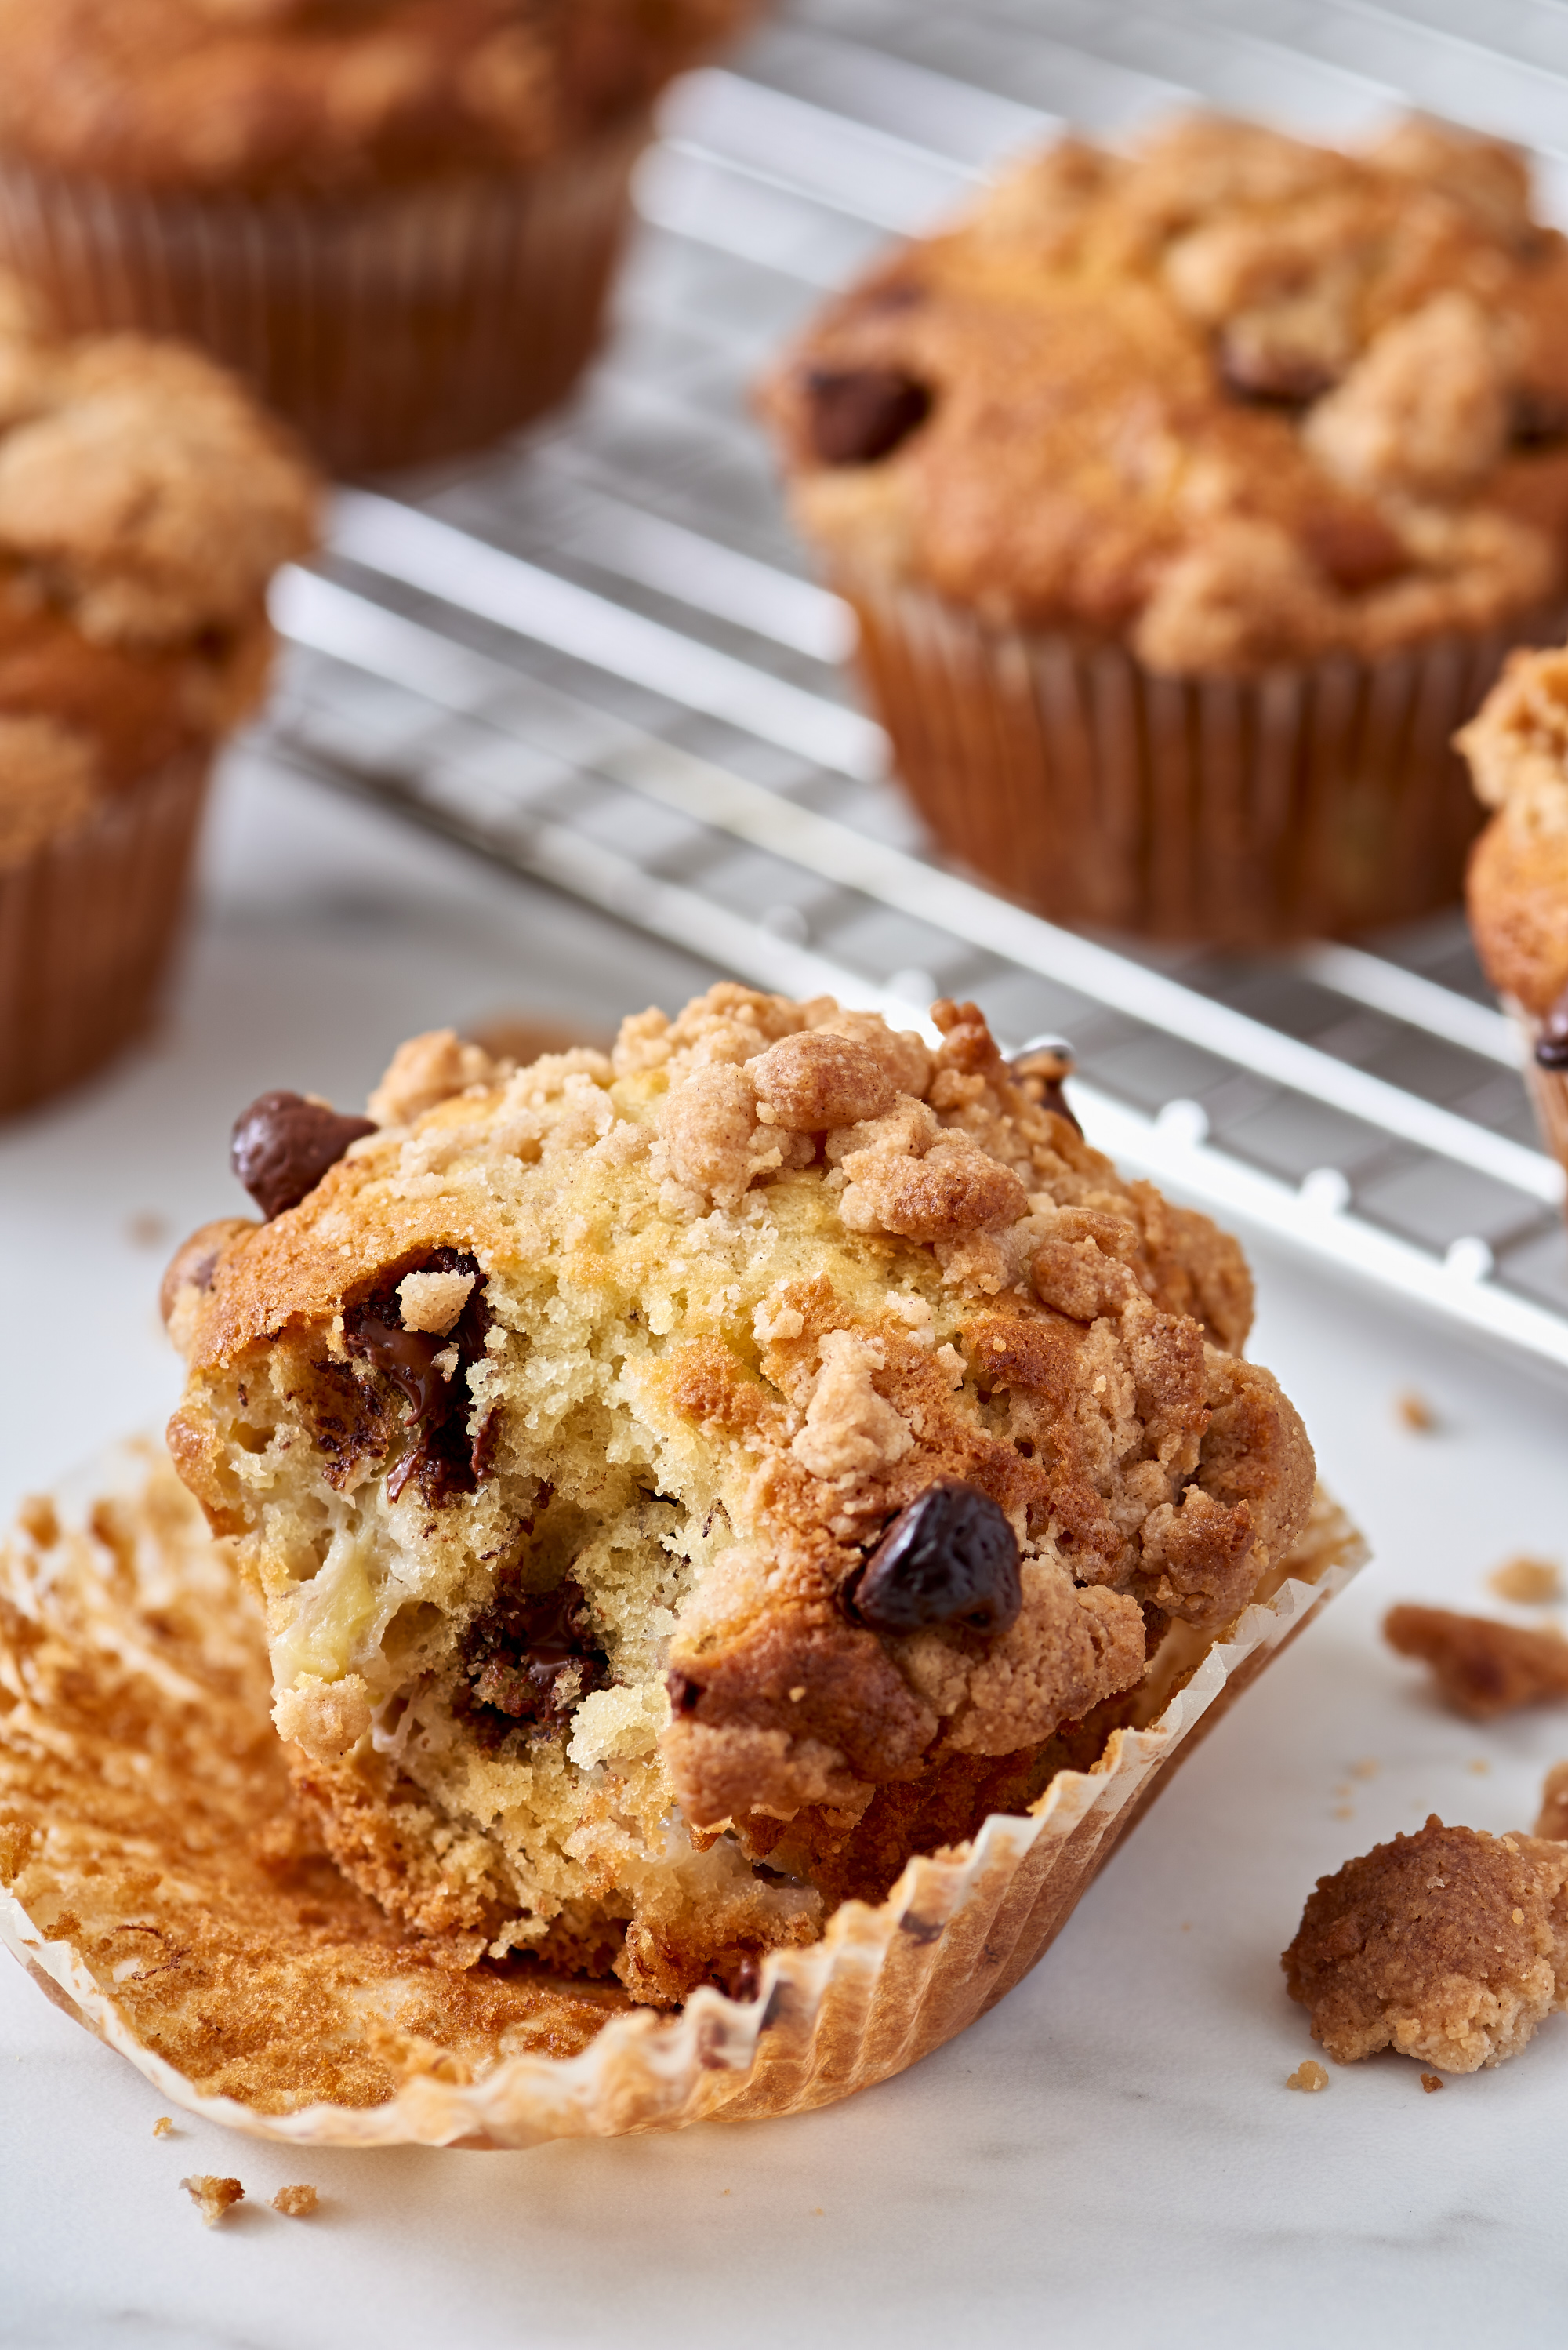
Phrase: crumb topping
[
  {"left": 1384, "top": 1603, "right": 1568, "bottom": 1719},
  {"left": 0, "top": 0, "right": 753, "bottom": 193},
  {"left": 164, "top": 984, "right": 1314, "bottom": 2004},
  {"left": 763, "top": 113, "right": 1568, "bottom": 673},
  {"left": 1460, "top": 642, "right": 1568, "bottom": 1016},
  {"left": 1283, "top": 1817, "right": 1568, "bottom": 2072},
  {"left": 181, "top": 2174, "right": 245, "bottom": 2226},
  {"left": 272, "top": 2182, "right": 318, "bottom": 2217}
]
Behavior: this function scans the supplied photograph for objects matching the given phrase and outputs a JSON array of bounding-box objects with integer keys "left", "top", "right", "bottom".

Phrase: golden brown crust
[
  {"left": 1384, "top": 1603, "right": 1568, "bottom": 1719},
  {"left": 1283, "top": 1818, "right": 1568, "bottom": 2071},
  {"left": 0, "top": 0, "right": 751, "bottom": 194},
  {"left": 163, "top": 985, "right": 1313, "bottom": 2003},
  {"left": 761, "top": 114, "right": 1568, "bottom": 673},
  {"left": 1461, "top": 644, "right": 1568, "bottom": 1015}
]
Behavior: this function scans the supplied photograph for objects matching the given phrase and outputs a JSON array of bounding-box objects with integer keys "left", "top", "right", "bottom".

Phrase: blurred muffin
[
  {"left": 0, "top": 0, "right": 753, "bottom": 475},
  {"left": 164, "top": 984, "right": 1316, "bottom": 2004},
  {"left": 1459, "top": 641, "right": 1568, "bottom": 1183},
  {"left": 760, "top": 114, "right": 1568, "bottom": 946},
  {"left": 0, "top": 280, "right": 316, "bottom": 1116}
]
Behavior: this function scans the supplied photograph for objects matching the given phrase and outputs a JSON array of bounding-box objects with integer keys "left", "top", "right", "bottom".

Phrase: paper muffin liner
[
  {"left": 0, "top": 1440, "right": 1365, "bottom": 2148},
  {"left": 0, "top": 747, "right": 211, "bottom": 1118},
  {"left": 0, "top": 115, "right": 648, "bottom": 475},
  {"left": 843, "top": 577, "right": 1568, "bottom": 947},
  {"left": 1501, "top": 997, "right": 1568, "bottom": 1193}
]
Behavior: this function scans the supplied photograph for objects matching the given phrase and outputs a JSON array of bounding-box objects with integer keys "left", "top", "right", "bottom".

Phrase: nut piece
[
  {"left": 1383, "top": 1604, "right": 1568, "bottom": 1720},
  {"left": 1282, "top": 1816, "right": 1568, "bottom": 2072},
  {"left": 750, "top": 1030, "right": 896, "bottom": 1132},
  {"left": 180, "top": 2174, "right": 245, "bottom": 2228},
  {"left": 230, "top": 1091, "right": 376, "bottom": 1221},
  {"left": 845, "top": 1480, "right": 1022, "bottom": 1637}
]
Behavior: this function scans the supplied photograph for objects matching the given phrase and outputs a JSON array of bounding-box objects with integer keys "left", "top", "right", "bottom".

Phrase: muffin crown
[
  {"left": 1461, "top": 643, "right": 1568, "bottom": 1019},
  {"left": 762, "top": 114, "right": 1568, "bottom": 674}
]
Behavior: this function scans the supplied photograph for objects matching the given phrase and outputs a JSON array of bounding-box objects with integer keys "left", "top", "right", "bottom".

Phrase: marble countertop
[{"left": 3, "top": 749, "right": 1566, "bottom": 2350}]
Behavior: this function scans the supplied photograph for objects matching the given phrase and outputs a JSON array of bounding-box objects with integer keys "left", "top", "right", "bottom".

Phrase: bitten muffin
[
  {"left": 0, "top": 0, "right": 752, "bottom": 474},
  {"left": 1459, "top": 641, "right": 1568, "bottom": 1187},
  {"left": 164, "top": 986, "right": 1316, "bottom": 2006},
  {"left": 760, "top": 113, "right": 1568, "bottom": 945},
  {"left": 0, "top": 281, "right": 317, "bottom": 1115}
]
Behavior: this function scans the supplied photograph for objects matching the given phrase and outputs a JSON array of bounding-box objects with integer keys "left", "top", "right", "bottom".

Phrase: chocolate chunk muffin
[
  {"left": 164, "top": 986, "right": 1316, "bottom": 2005},
  {"left": 0, "top": 0, "right": 753, "bottom": 473},
  {"left": 0, "top": 280, "right": 317, "bottom": 1115},
  {"left": 1459, "top": 641, "right": 1568, "bottom": 1188},
  {"left": 760, "top": 114, "right": 1568, "bottom": 946}
]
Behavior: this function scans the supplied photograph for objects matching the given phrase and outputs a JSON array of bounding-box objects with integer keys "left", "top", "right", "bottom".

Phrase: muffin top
[
  {"left": 0, "top": 280, "right": 317, "bottom": 863},
  {"left": 761, "top": 114, "right": 1568, "bottom": 676},
  {"left": 1460, "top": 643, "right": 1568, "bottom": 1022},
  {"left": 0, "top": 0, "right": 750, "bottom": 195}
]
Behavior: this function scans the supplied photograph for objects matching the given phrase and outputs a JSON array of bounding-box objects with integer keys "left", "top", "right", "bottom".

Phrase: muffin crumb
[
  {"left": 1419, "top": 2072, "right": 1444, "bottom": 2093},
  {"left": 1384, "top": 1604, "right": 1568, "bottom": 1717},
  {"left": 1286, "top": 2060, "right": 1328, "bottom": 2091},
  {"left": 1395, "top": 1389, "right": 1437, "bottom": 1432},
  {"left": 1489, "top": 1557, "right": 1563, "bottom": 1606},
  {"left": 151, "top": 2115, "right": 173, "bottom": 2138},
  {"left": 1283, "top": 1816, "right": 1568, "bottom": 2072},
  {"left": 272, "top": 2185, "right": 318, "bottom": 2219},
  {"left": 180, "top": 2175, "right": 245, "bottom": 2227}
]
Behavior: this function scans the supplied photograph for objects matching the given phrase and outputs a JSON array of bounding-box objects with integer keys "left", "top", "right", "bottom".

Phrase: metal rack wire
[{"left": 253, "top": 0, "right": 1568, "bottom": 1381}]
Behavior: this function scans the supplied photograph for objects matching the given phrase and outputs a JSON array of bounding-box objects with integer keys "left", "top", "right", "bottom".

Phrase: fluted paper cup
[
  {"left": 0, "top": 747, "right": 211, "bottom": 1117},
  {"left": 844, "top": 576, "right": 1568, "bottom": 947},
  {"left": 0, "top": 1440, "right": 1364, "bottom": 2148},
  {"left": 0, "top": 116, "right": 648, "bottom": 475}
]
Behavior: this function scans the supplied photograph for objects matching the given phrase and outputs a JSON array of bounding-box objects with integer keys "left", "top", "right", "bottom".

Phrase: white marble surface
[{"left": 3, "top": 749, "right": 1568, "bottom": 2350}]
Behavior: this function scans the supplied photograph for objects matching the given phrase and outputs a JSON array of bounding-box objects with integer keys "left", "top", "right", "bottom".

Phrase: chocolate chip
[
  {"left": 1217, "top": 333, "right": 1336, "bottom": 407},
  {"left": 230, "top": 1091, "right": 376, "bottom": 1221},
  {"left": 1009, "top": 1037, "right": 1083, "bottom": 1137},
  {"left": 457, "top": 1573, "right": 609, "bottom": 1745},
  {"left": 667, "top": 1670, "right": 704, "bottom": 1715},
  {"left": 844, "top": 1480, "right": 1022, "bottom": 1638},
  {"left": 804, "top": 366, "right": 932, "bottom": 467},
  {"left": 1512, "top": 385, "right": 1568, "bottom": 448},
  {"left": 1302, "top": 507, "right": 1408, "bottom": 595},
  {"left": 343, "top": 1248, "right": 490, "bottom": 1503},
  {"left": 1535, "top": 982, "right": 1568, "bottom": 1070}
]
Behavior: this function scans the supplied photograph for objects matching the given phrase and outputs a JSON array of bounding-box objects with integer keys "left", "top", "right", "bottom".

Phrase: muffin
[
  {"left": 0, "top": 284, "right": 317, "bottom": 1117},
  {"left": 0, "top": 0, "right": 753, "bottom": 476},
  {"left": 1459, "top": 642, "right": 1568, "bottom": 1185},
  {"left": 162, "top": 986, "right": 1318, "bottom": 2007},
  {"left": 760, "top": 114, "right": 1568, "bottom": 947}
]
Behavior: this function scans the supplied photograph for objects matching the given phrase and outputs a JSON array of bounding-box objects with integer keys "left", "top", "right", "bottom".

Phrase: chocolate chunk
[
  {"left": 1512, "top": 385, "right": 1568, "bottom": 448},
  {"left": 1217, "top": 333, "right": 1337, "bottom": 407},
  {"left": 343, "top": 1248, "right": 491, "bottom": 1502},
  {"left": 1535, "top": 982, "right": 1568, "bottom": 1070},
  {"left": 1302, "top": 507, "right": 1407, "bottom": 594},
  {"left": 458, "top": 1574, "right": 609, "bottom": 1745},
  {"left": 1009, "top": 1037, "right": 1083, "bottom": 1137},
  {"left": 804, "top": 366, "right": 932, "bottom": 467},
  {"left": 230, "top": 1091, "right": 376, "bottom": 1221},
  {"left": 844, "top": 1480, "right": 1022, "bottom": 1638},
  {"left": 666, "top": 1670, "right": 704, "bottom": 1715}
]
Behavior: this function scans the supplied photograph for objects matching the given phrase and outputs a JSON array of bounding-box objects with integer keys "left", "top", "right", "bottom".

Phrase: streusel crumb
[
  {"left": 1283, "top": 1817, "right": 1568, "bottom": 2072},
  {"left": 1489, "top": 1556, "right": 1563, "bottom": 1606},
  {"left": 180, "top": 2174, "right": 245, "bottom": 2227},
  {"left": 1286, "top": 2059, "right": 1327, "bottom": 2091},
  {"left": 1384, "top": 1604, "right": 1568, "bottom": 1718},
  {"left": 272, "top": 2185, "right": 318, "bottom": 2219}
]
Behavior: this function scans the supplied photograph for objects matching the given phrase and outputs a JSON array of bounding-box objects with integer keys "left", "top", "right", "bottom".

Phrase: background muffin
[
  {"left": 0, "top": 280, "right": 316, "bottom": 1116},
  {"left": 760, "top": 114, "right": 1568, "bottom": 947},
  {"left": 165, "top": 986, "right": 1315, "bottom": 2005},
  {"left": 1459, "top": 642, "right": 1568, "bottom": 1185},
  {"left": 0, "top": 0, "right": 753, "bottom": 475}
]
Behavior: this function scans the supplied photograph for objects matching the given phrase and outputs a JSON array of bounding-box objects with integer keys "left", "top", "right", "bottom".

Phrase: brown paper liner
[
  {"left": 0, "top": 750, "right": 211, "bottom": 1118},
  {"left": 1504, "top": 997, "right": 1568, "bottom": 1193},
  {"left": 844, "top": 578, "right": 1568, "bottom": 947},
  {"left": 0, "top": 116, "right": 648, "bottom": 474},
  {"left": 0, "top": 1442, "right": 1364, "bottom": 2148}
]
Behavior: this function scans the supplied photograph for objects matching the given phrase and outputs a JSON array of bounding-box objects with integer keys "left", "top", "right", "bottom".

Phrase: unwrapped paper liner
[
  {"left": 842, "top": 575, "right": 1568, "bottom": 947},
  {"left": 0, "top": 1441, "right": 1365, "bottom": 2148}
]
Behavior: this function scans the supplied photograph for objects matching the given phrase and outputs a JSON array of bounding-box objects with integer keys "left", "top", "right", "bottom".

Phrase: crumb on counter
[
  {"left": 272, "top": 2184, "right": 318, "bottom": 2218},
  {"left": 1395, "top": 1389, "right": 1437, "bottom": 1432},
  {"left": 1420, "top": 2072, "right": 1444, "bottom": 2093},
  {"left": 180, "top": 2175, "right": 245, "bottom": 2228},
  {"left": 1283, "top": 1816, "right": 1568, "bottom": 2072},
  {"left": 151, "top": 2116, "right": 172, "bottom": 2138},
  {"left": 1488, "top": 1557, "right": 1563, "bottom": 1606},
  {"left": 1287, "top": 2060, "right": 1329, "bottom": 2091},
  {"left": 1350, "top": 1758, "right": 1380, "bottom": 1779},
  {"left": 1469, "top": 1759, "right": 1491, "bottom": 1775},
  {"left": 1535, "top": 1760, "right": 1568, "bottom": 1841},
  {"left": 1383, "top": 1604, "right": 1568, "bottom": 1719}
]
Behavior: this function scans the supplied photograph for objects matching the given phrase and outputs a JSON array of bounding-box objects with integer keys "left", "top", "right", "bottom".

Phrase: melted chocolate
[
  {"left": 1535, "top": 982, "right": 1568, "bottom": 1070},
  {"left": 231, "top": 1091, "right": 376, "bottom": 1221},
  {"left": 456, "top": 1573, "right": 609, "bottom": 1747},
  {"left": 804, "top": 366, "right": 933, "bottom": 467},
  {"left": 342, "top": 1248, "right": 492, "bottom": 1503},
  {"left": 844, "top": 1479, "right": 1022, "bottom": 1639}
]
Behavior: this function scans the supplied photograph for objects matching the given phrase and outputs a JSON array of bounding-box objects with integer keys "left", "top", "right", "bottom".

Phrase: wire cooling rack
[{"left": 252, "top": 0, "right": 1568, "bottom": 1382}]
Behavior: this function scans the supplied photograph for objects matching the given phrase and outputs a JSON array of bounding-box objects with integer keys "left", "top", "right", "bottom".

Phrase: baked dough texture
[
  {"left": 167, "top": 988, "right": 1315, "bottom": 2006},
  {"left": 1461, "top": 641, "right": 1568, "bottom": 1019},
  {"left": 761, "top": 114, "right": 1568, "bottom": 675}
]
